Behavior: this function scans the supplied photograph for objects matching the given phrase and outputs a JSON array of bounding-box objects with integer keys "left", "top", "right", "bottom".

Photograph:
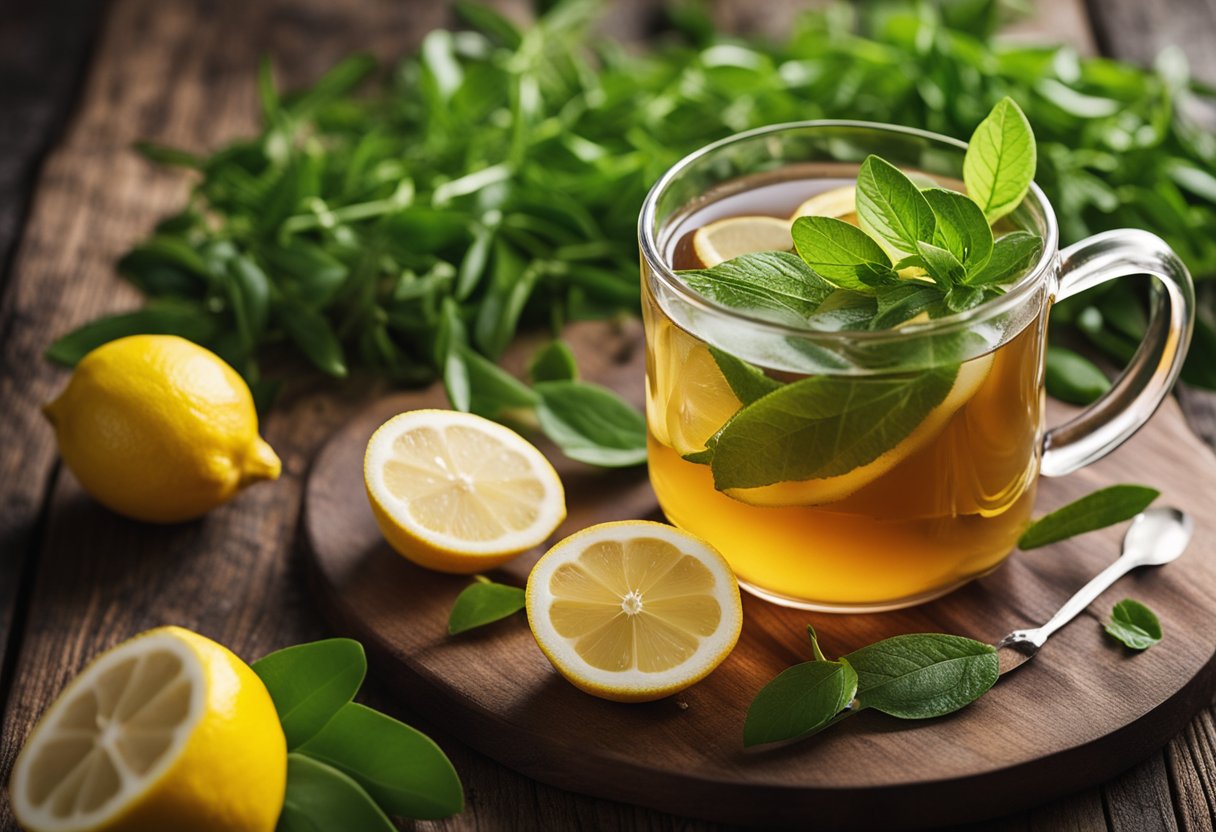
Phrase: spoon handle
[{"left": 1023, "top": 557, "right": 1139, "bottom": 647}]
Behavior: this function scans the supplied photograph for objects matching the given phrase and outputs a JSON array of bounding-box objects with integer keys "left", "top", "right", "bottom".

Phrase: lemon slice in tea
[
  {"left": 526, "top": 521, "right": 742, "bottom": 702},
  {"left": 364, "top": 409, "right": 566, "bottom": 573},
  {"left": 691, "top": 215, "right": 792, "bottom": 268},
  {"left": 790, "top": 183, "right": 858, "bottom": 225},
  {"left": 10, "top": 626, "right": 286, "bottom": 832},
  {"left": 725, "top": 354, "right": 994, "bottom": 507}
]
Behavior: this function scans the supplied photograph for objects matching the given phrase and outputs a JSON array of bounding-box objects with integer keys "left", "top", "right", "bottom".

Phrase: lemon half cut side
[
  {"left": 526, "top": 521, "right": 743, "bottom": 703},
  {"left": 10, "top": 626, "right": 286, "bottom": 832},
  {"left": 364, "top": 409, "right": 567, "bottom": 573}
]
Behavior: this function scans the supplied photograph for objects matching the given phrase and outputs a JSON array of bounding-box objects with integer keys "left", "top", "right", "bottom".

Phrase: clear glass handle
[{"left": 1041, "top": 229, "right": 1195, "bottom": 477}]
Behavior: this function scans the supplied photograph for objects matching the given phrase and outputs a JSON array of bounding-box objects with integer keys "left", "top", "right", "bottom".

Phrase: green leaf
[
  {"left": 915, "top": 241, "right": 967, "bottom": 289},
  {"left": 1104, "top": 599, "right": 1163, "bottom": 651},
  {"left": 743, "top": 659, "right": 858, "bottom": 747},
  {"left": 708, "top": 347, "right": 780, "bottom": 404},
  {"left": 855, "top": 155, "right": 936, "bottom": 254},
  {"left": 922, "top": 188, "right": 993, "bottom": 272},
  {"left": 943, "top": 284, "right": 989, "bottom": 313},
  {"left": 438, "top": 298, "right": 472, "bottom": 412},
  {"left": 709, "top": 366, "right": 958, "bottom": 490},
  {"left": 276, "top": 753, "right": 394, "bottom": 832},
  {"left": 462, "top": 345, "right": 539, "bottom": 418},
  {"left": 963, "top": 97, "right": 1037, "bottom": 224},
  {"left": 790, "top": 216, "right": 898, "bottom": 292},
  {"left": 1045, "top": 345, "right": 1111, "bottom": 405},
  {"left": 965, "top": 231, "right": 1043, "bottom": 286},
  {"left": 225, "top": 255, "right": 271, "bottom": 346},
  {"left": 1018, "top": 484, "right": 1160, "bottom": 550},
  {"left": 45, "top": 302, "right": 218, "bottom": 366},
  {"left": 678, "top": 251, "right": 834, "bottom": 324},
  {"left": 534, "top": 381, "right": 647, "bottom": 467},
  {"left": 252, "top": 639, "right": 367, "bottom": 749},
  {"left": 845, "top": 634, "right": 999, "bottom": 719},
  {"left": 529, "top": 340, "right": 578, "bottom": 383},
  {"left": 277, "top": 301, "right": 348, "bottom": 378},
  {"left": 297, "top": 703, "right": 464, "bottom": 819},
  {"left": 807, "top": 625, "right": 829, "bottom": 663},
  {"left": 448, "top": 577, "right": 526, "bottom": 634},
  {"left": 871, "top": 282, "right": 944, "bottom": 329},
  {"left": 455, "top": 0, "right": 523, "bottom": 47}
]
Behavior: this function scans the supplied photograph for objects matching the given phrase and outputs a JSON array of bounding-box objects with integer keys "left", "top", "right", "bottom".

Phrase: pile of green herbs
[{"left": 48, "top": 0, "right": 1216, "bottom": 446}]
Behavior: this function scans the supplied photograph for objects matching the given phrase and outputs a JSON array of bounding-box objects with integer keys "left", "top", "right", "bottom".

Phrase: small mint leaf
[
  {"left": 743, "top": 659, "right": 858, "bottom": 747},
  {"left": 871, "top": 282, "right": 944, "bottom": 329},
  {"left": 856, "top": 155, "right": 937, "bottom": 254},
  {"left": 1104, "top": 599, "right": 1163, "bottom": 651},
  {"left": 922, "top": 188, "right": 993, "bottom": 273},
  {"left": 680, "top": 251, "right": 834, "bottom": 324},
  {"left": 791, "top": 216, "right": 897, "bottom": 293},
  {"left": 965, "top": 231, "right": 1043, "bottom": 286},
  {"left": 845, "top": 634, "right": 998, "bottom": 719},
  {"left": 1018, "top": 484, "right": 1160, "bottom": 549},
  {"left": 916, "top": 241, "right": 967, "bottom": 289},
  {"left": 709, "top": 347, "right": 780, "bottom": 404},
  {"left": 963, "top": 97, "right": 1037, "bottom": 223},
  {"left": 448, "top": 579, "right": 526, "bottom": 634}
]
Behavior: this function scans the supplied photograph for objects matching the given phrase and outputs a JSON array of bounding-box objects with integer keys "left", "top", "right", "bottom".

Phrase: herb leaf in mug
[
  {"left": 679, "top": 251, "right": 834, "bottom": 324},
  {"left": 1104, "top": 599, "right": 1163, "bottom": 651},
  {"left": 916, "top": 241, "right": 967, "bottom": 290},
  {"left": 1045, "top": 345, "right": 1111, "bottom": 405},
  {"left": 743, "top": 659, "right": 858, "bottom": 747},
  {"left": 844, "top": 634, "right": 999, "bottom": 719},
  {"left": 871, "top": 282, "right": 944, "bottom": 329},
  {"left": 709, "top": 366, "right": 958, "bottom": 490},
  {"left": 790, "top": 216, "right": 899, "bottom": 292},
  {"left": 922, "top": 188, "right": 993, "bottom": 272},
  {"left": 856, "top": 155, "right": 937, "bottom": 254},
  {"left": 449, "top": 577, "right": 526, "bottom": 634},
  {"left": 963, "top": 97, "right": 1037, "bottom": 224},
  {"left": 709, "top": 347, "right": 781, "bottom": 405},
  {"left": 533, "top": 380, "right": 647, "bottom": 467},
  {"left": 965, "top": 231, "right": 1044, "bottom": 286},
  {"left": 1018, "top": 484, "right": 1160, "bottom": 550}
]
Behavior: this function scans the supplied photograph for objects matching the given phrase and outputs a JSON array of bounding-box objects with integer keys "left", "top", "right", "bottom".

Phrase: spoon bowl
[{"left": 1122, "top": 507, "right": 1194, "bottom": 566}]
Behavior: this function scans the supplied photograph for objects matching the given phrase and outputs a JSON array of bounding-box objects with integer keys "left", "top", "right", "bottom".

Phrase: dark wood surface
[
  {"left": 1, "top": 1, "right": 1215, "bottom": 830},
  {"left": 306, "top": 320, "right": 1216, "bottom": 830}
]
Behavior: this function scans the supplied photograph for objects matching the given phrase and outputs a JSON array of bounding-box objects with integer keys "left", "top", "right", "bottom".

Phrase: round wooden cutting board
[{"left": 303, "top": 320, "right": 1216, "bottom": 829}]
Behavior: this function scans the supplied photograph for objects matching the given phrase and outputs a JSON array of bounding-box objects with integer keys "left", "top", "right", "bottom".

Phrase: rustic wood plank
[
  {"left": 1104, "top": 753, "right": 1180, "bottom": 832},
  {"left": 0, "top": 0, "right": 103, "bottom": 739}
]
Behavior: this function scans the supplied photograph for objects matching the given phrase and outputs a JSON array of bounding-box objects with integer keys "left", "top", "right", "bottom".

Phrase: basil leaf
[
  {"left": 915, "top": 241, "right": 967, "bottom": 290},
  {"left": 871, "top": 282, "right": 944, "bottom": 329},
  {"left": 449, "top": 578, "right": 526, "bottom": 634},
  {"left": 1104, "top": 599, "right": 1163, "bottom": 651},
  {"left": 845, "top": 634, "right": 998, "bottom": 719},
  {"left": 709, "top": 347, "right": 780, "bottom": 404},
  {"left": 856, "top": 155, "right": 936, "bottom": 254},
  {"left": 1018, "top": 484, "right": 1160, "bottom": 550},
  {"left": 743, "top": 659, "right": 858, "bottom": 747},
  {"left": 679, "top": 251, "right": 834, "bottom": 324},
  {"left": 297, "top": 703, "right": 464, "bottom": 819},
  {"left": 277, "top": 753, "right": 395, "bottom": 832},
  {"left": 790, "top": 216, "right": 898, "bottom": 292},
  {"left": 461, "top": 345, "right": 539, "bottom": 418},
  {"left": 963, "top": 97, "right": 1037, "bottom": 224},
  {"left": 277, "top": 300, "right": 348, "bottom": 378},
  {"left": 709, "top": 365, "right": 957, "bottom": 490},
  {"left": 922, "top": 188, "right": 993, "bottom": 272},
  {"left": 529, "top": 340, "right": 578, "bottom": 383},
  {"left": 964, "top": 231, "right": 1043, "bottom": 286},
  {"left": 45, "top": 301, "right": 218, "bottom": 367},
  {"left": 534, "top": 380, "right": 647, "bottom": 467},
  {"left": 252, "top": 639, "right": 367, "bottom": 749},
  {"left": 806, "top": 289, "right": 878, "bottom": 331},
  {"left": 1045, "top": 345, "right": 1111, "bottom": 405},
  {"left": 437, "top": 298, "right": 472, "bottom": 413},
  {"left": 943, "top": 284, "right": 989, "bottom": 313}
]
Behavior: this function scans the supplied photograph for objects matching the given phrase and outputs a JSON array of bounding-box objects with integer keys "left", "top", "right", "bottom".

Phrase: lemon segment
[
  {"left": 526, "top": 521, "right": 742, "bottom": 702},
  {"left": 42, "top": 335, "right": 280, "bottom": 523},
  {"left": 724, "top": 353, "right": 994, "bottom": 507},
  {"left": 691, "top": 215, "right": 792, "bottom": 268},
  {"left": 364, "top": 409, "right": 566, "bottom": 573},
  {"left": 790, "top": 184, "right": 858, "bottom": 224},
  {"left": 10, "top": 627, "right": 286, "bottom": 832}
]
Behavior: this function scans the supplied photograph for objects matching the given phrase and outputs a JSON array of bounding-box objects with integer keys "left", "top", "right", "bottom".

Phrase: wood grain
[{"left": 305, "top": 321, "right": 1216, "bottom": 830}]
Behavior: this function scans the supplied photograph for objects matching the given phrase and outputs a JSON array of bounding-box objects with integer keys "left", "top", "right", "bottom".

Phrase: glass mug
[{"left": 638, "top": 122, "right": 1194, "bottom": 612}]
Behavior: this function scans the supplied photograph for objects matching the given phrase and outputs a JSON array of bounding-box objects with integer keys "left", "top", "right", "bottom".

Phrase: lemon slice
[
  {"left": 526, "top": 521, "right": 742, "bottom": 702},
  {"left": 791, "top": 184, "right": 857, "bottom": 224},
  {"left": 691, "top": 215, "right": 792, "bottom": 268},
  {"left": 10, "top": 626, "right": 286, "bottom": 832},
  {"left": 364, "top": 409, "right": 566, "bottom": 573},
  {"left": 665, "top": 342, "right": 743, "bottom": 457},
  {"left": 725, "top": 354, "right": 994, "bottom": 507}
]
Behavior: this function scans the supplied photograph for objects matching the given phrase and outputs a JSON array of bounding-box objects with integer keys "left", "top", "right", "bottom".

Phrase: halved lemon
[
  {"left": 526, "top": 521, "right": 742, "bottom": 702},
  {"left": 364, "top": 409, "right": 566, "bottom": 573},
  {"left": 791, "top": 183, "right": 857, "bottom": 224},
  {"left": 724, "top": 353, "right": 994, "bottom": 507},
  {"left": 10, "top": 626, "right": 286, "bottom": 832},
  {"left": 691, "top": 215, "right": 792, "bottom": 268}
]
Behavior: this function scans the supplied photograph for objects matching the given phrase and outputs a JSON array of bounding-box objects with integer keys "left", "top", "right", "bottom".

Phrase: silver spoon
[{"left": 996, "top": 506, "right": 1193, "bottom": 675}]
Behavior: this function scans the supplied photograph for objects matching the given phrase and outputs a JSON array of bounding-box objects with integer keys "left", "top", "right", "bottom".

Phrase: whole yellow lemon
[{"left": 43, "top": 335, "right": 281, "bottom": 523}]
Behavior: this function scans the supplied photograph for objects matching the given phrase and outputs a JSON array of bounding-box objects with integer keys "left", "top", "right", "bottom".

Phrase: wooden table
[{"left": 1, "top": 1, "right": 1213, "bottom": 829}]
